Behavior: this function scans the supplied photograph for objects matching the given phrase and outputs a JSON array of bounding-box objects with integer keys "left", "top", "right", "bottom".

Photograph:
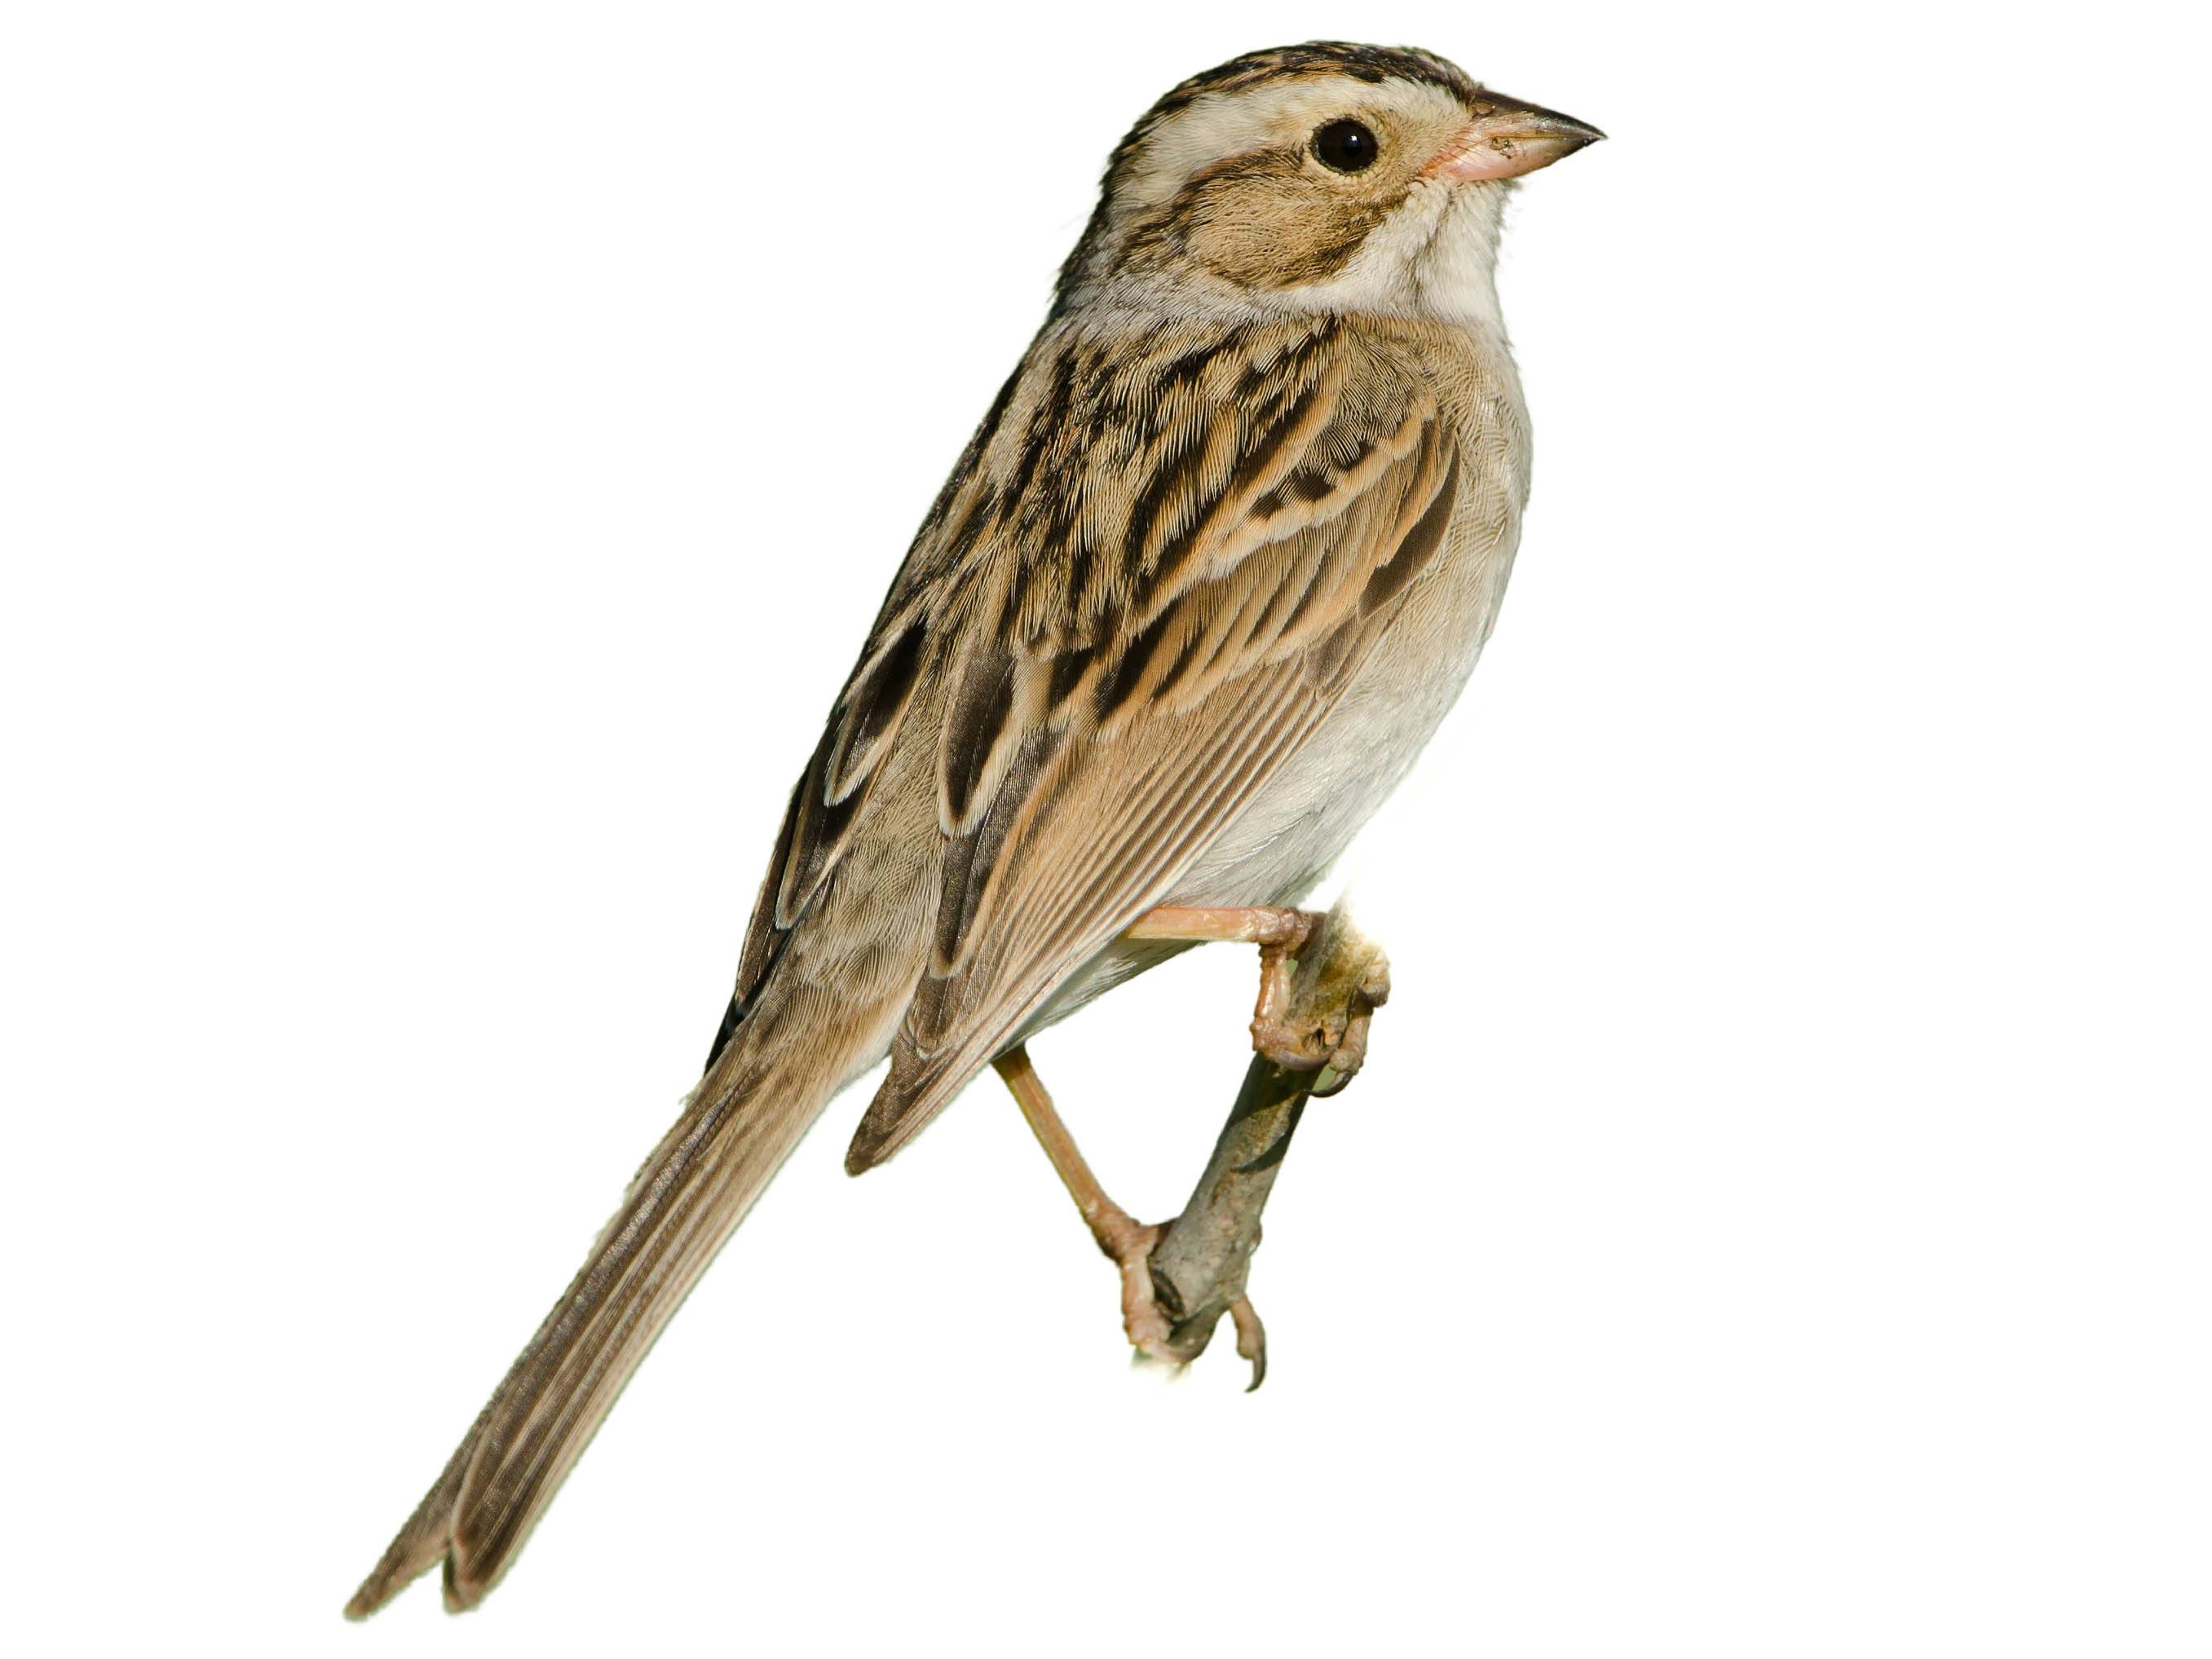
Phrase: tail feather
[{"left": 347, "top": 982, "right": 881, "bottom": 1617}]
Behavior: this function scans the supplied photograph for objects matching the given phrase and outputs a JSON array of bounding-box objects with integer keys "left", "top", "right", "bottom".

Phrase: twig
[{"left": 1140, "top": 902, "right": 1387, "bottom": 1388}]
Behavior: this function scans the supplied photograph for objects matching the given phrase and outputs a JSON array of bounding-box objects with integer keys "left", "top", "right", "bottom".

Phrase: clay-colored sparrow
[{"left": 349, "top": 40, "right": 1600, "bottom": 1616}]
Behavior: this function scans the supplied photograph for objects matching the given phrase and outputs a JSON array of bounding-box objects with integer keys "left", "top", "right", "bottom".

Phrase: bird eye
[{"left": 1312, "top": 119, "right": 1379, "bottom": 173}]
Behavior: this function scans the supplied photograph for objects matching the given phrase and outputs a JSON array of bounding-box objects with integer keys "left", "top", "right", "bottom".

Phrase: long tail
[{"left": 346, "top": 977, "right": 885, "bottom": 1617}]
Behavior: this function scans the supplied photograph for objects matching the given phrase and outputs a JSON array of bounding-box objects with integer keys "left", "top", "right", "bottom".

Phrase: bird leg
[
  {"left": 991, "top": 1041, "right": 1284, "bottom": 1381},
  {"left": 993, "top": 1045, "right": 1176, "bottom": 1357},
  {"left": 1124, "top": 903, "right": 1390, "bottom": 1093},
  {"left": 996, "top": 903, "right": 1392, "bottom": 1386}
]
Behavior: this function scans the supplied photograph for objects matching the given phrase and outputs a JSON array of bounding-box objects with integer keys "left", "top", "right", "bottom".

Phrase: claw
[{"left": 1230, "top": 1295, "right": 1268, "bottom": 1391}]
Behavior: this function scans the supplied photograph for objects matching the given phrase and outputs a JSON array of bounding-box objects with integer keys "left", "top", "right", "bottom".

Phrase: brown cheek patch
[{"left": 1174, "top": 158, "right": 1392, "bottom": 291}]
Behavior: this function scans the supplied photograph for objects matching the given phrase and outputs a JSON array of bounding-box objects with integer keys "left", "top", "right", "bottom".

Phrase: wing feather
[
  {"left": 844, "top": 319, "right": 1463, "bottom": 1167},
  {"left": 713, "top": 314, "right": 1465, "bottom": 1131}
]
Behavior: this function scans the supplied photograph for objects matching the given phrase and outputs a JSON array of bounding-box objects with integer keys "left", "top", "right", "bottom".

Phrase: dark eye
[{"left": 1312, "top": 119, "right": 1379, "bottom": 173}]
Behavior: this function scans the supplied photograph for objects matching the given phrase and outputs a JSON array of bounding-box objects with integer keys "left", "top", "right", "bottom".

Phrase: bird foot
[
  {"left": 1093, "top": 1209, "right": 1267, "bottom": 1389},
  {"left": 1090, "top": 1209, "right": 1175, "bottom": 1358},
  {"left": 992, "top": 1048, "right": 1263, "bottom": 1379},
  {"left": 1124, "top": 902, "right": 1387, "bottom": 1091},
  {"left": 1250, "top": 937, "right": 1390, "bottom": 1096}
]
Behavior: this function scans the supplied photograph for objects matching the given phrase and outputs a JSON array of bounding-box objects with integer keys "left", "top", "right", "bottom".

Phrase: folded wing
[{"left": 815, "top": 314, "right": 1464, "bottom": 1169}]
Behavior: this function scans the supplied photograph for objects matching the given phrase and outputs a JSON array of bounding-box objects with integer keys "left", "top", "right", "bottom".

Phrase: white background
[{"left": 4, "top": 2, "right": 2205, "bottom": 1654}]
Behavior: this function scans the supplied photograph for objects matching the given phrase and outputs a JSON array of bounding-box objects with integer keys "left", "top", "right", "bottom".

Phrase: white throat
[{"left": 1269, "top": 180, "right": 1509, "bottom": 335}]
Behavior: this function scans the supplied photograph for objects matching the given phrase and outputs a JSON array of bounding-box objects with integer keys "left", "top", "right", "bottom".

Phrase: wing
[{"left": 815, "top": 311, "right": 1466, "bottom": 1168}]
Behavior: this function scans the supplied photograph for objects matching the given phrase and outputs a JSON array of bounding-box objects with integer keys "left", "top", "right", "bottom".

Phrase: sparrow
[{"left": 347, "top": 40, "right": 1601, "bottom": 1616}]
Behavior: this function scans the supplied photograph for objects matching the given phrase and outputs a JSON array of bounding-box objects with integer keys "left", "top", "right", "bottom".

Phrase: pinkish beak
[{"left": 1427, "top": 91, "right": 1605, "bottom": 183}]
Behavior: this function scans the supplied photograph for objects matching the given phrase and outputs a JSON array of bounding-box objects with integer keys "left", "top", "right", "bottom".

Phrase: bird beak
[{"left": 1428, "top": 92, "right": 1605, "bottom": 182}]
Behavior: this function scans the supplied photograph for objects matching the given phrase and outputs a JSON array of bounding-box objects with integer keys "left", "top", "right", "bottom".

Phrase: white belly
[{"left": 1170, "top": 607, "right": 1500, "bottom": 909}]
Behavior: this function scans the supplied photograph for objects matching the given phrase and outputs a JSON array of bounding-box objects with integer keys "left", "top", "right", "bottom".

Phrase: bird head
[{"left": 1057, "top": 42, "right": 1601, "bottom": 329}]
